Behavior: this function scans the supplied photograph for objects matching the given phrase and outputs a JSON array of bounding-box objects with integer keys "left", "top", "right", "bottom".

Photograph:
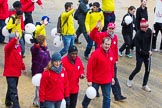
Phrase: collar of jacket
[{"left": 100, "top": 47, "right": 109, "bottom": 55}]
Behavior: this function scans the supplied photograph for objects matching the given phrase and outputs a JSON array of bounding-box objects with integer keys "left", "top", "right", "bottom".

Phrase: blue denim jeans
[
  {"left": 82, "top": 82, "right": 111, "bottom": 108},
  {"left": 5, "top": 77, "right": 20, "bottom": 108},
  {"left": 0, "top": 20, "right": 6, "bottom": 42},
  {"left": 102, "top": 13, "right": 116, "bottom": 31},
  {"left": 59, "top": 35, "right": 75, "bottom": 56},
  {"left": 84, "top": 35, "right": 93, "bottom": 57},
  {"left": 19, "top": 33, "right": 25, "bottom": 56},
  {"left": 45, "top": 100, "right": 62, "bottom": 108}
]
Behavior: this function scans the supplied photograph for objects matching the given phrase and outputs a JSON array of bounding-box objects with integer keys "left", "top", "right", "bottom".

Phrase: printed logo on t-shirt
[
  {"left": 114, "top": 41, "right": 116, "bottom": 44},
  {"left": 110, "top": 57, "right": 113, "bottom": 61},
  {"left": 78, "top": 66, "right": 80, "bottom": 70},
  {"left": 61, "top": 73, "right": 64, "bottom": 77},
  {"left": 19, "top": 52, "right": 21, "bottom": 56}
]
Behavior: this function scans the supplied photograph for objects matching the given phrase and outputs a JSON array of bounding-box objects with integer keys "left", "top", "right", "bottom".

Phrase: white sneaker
[
  {"left": 152, "top": 48, "right": 158, "bottom": 52},
  {"left": 127, "top": 80, "right": 133, "bottom": 87},
  {"left": 142, "top": 85, "right": 151, "bottom": 92}
]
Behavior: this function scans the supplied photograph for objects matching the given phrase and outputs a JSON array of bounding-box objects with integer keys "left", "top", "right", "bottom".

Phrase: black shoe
[
  {"left": 0, "top": 41, "right": 8, "bottom": 44},
  {"left": 84, "top": 56, "right": 89, "bottom": 60},
  {"left": 75, "top": 41, "right": 81, "bottom": 44},
  {"left": 75, "top": 38, "right": 81, "bottom": 44},
  {"left": 5, "top": 104, "right": 12, "bottom": 108},
  {"left": 96, "top": 92, "right": 100, "bottom": 97},
  {"left": 115, "top": 95, "right": 127, "bottom": 101}
]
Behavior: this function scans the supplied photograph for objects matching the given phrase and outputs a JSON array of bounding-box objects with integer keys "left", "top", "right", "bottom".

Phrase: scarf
[
  {"left": 51, "top": 64, "right": 62, "bottom": 74},
  {"left": 109, "top": 32, "right": 115, "bottom": 39}
]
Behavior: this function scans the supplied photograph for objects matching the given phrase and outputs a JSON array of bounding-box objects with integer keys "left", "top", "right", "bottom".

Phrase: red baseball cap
[
  {"left": 140, "top": 18, "right": 149, "bottom": 28},
  {"left": 107, "top": 22, "right": 115, "bottom": 29}
]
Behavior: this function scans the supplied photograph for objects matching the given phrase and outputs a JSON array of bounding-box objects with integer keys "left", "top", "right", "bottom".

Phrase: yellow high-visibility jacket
[
  {"left": 85, "top": 10, "right": 104, "bottom": 33},
  {"left": 102, "top": 0, "right": 115, "bottom": 12},
  {"left": 61, "top": 9, "right": 75, "bottom": 35},
  {"left": 6, "top": 15, "right": 22, "bottom": 38}
]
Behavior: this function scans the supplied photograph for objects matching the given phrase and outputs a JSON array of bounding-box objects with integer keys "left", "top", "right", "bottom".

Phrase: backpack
[
  {"left": 8, "top": 16, "right": 16, "bottom": 33},
  {"left": 57, "top": 14, "right": 69, "bottom": 34},
  {"left": 74, "top": 9, "right": 79, "bottom": 20}
]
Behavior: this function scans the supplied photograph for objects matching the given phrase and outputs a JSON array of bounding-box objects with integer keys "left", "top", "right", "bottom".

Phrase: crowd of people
[{"left": 0, "top": 0, "right": 161, "bottom": 108}]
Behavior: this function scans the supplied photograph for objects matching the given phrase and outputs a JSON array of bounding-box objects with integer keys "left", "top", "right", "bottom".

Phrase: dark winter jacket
[
  {"left": 121, "top": 13, "right": 136, "bottom": 36},
  {"left": 135, "top": 28, "right": 152, "bottom": 55},
  {"left": 136, "top": 6, "right": 148, "bottom": 30},
  {"left": 77, "top": 1, "right": 90, "bottom": 25}
]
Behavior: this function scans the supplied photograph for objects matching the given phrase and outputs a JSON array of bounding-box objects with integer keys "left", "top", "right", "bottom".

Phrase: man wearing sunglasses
[{"left": 89, "top": 21, "right": 126, "bottom": 101}]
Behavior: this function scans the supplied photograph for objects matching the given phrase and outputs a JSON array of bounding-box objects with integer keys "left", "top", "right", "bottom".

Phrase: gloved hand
[
  {"left": 89, "top": 3, "right": 93, "bottom": 7},
  {"left": 65, "top": 97, "right": 70, "bottom": 108},
  {"left": 40, "top": 102, "right": 45, "bottom": 108},
  {"left": 80, "top": 74, "right": 85, "bottom": 79},
  {"left": 30, "top": 37, "right": 38, "bottom": 44}
]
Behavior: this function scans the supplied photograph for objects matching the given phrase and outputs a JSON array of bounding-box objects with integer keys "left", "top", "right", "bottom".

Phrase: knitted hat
[
  {"left": 13, "top": 1, "right": 21, "bottom": 8},
  {"left": 41, "top": 16, "right": 50, "bottom": 22},
  {"left": 140, "top": 18, "right": 148, "bottom": 28},
  {"left": 107, "top": 22, "right": 115, "bottom": 29},
  {"left": 51, "top": 52, "right": 61, "bottom": 62},
  {"left": 68, "top": 45, "right": 78, "bottom": 54}
]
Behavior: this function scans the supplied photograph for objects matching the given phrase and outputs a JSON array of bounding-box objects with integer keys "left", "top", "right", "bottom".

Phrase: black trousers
[
  {"left": 129, "top": 53, "right": 151, "bottom": 86},
  {"left": 24, "top": 12, "right": 33, "bottom": 25},
  {"left": 0, "top": 20, "right": 6, "bottom": 42},
  {"left": 76, "top": 24, "right": 88, "bottom": 43},
  {"left": 152, "top": 23, "right": 162, "bottom": 49},
  {"left": 111, "top": 63, "right": 122, "bottom": 98},
  {"left": 70, "top": 93, "right": 78, "bottom": 108},
  {"left": 5, "top": 77, "right": 20, "bottom": 108},
  {"left": 119, "top": 34, "right": 133, "bottom": 54}
]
